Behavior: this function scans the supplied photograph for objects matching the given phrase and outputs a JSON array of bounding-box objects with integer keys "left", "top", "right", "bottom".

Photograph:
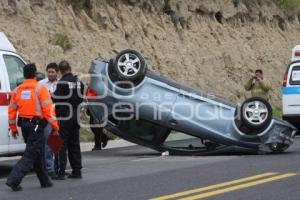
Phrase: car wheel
[
  {"left": 113, "top": 49, "right": 147, "bottom": 82},
  {"left": 240, "top": 97, "right": 272, "bottom": 131}
]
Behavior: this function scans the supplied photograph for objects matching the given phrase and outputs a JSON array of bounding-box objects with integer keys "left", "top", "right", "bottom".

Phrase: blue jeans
[{"left": 44, "top": 125, "right": 55, "bottom": 174}]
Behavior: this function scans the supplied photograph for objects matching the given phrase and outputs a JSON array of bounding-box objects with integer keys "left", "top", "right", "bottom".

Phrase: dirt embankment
[{"left": 1, "top": 0, "right": 300, "bottom": 107}]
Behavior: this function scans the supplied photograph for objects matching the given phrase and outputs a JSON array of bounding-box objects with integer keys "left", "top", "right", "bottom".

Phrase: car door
[
  {"left": 140, "top": 71, "right": 180, "bottom": 125},
  {"left": 2, "top": 52, "right": 26, "bottom": 153},
  {"left": 0, "top": 51, "right": 9, "bottom": 154},
  {"left": 168, "top": 87, "right": 235, "bottom": 141}
]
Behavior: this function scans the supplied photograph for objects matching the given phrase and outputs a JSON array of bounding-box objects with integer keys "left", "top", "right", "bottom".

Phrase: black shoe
[
  {"left": 92, "top": 146, "right": 102, "bottom": 151},
  {"left": 62, "top": 172, "right": 70, "bottom": 176},
  {"left": 51, "top": 174, "right": 66, "bottom": 180},
  {"left": 102, "top": 139, "right": 108, "bottom": 148},
  {"left": 68, "top": 173, "right": 82, "bottom": 179},
  {"left": 41, "top": 182, "right": 53, "bottom": 188},
  {"left": 6, "top": 182, "right": 23, "bottom": 192}
]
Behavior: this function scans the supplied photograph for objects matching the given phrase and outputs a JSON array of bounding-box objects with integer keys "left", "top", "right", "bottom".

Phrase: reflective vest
[{"left": 8, "top": 79, "right": 59, "bottom": 132}]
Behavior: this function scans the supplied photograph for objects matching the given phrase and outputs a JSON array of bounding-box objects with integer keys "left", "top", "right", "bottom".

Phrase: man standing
[
  {"left": 244, "top": 69, "right": 271, "bottom": 100},
  {"left": 39, "top": 63, "right": 59, "bottom": 178},
  {"left": 89, "top": 114, "right": 109, "bottom": 151},
  {"left": 52, "top": 61, "right": 84, "bottom": 180},
  {"left": 7, "top": 63, "right": 59, "bottom": 191}
]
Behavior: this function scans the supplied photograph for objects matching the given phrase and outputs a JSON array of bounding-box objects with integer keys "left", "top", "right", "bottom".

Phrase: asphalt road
[{"left": 0, "top": 139, "right": 300, "bottom": 200}]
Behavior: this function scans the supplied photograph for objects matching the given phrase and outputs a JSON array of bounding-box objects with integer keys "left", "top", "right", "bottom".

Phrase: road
[{"left": 0, "top": 139, "right": 300, "bottom": 200}]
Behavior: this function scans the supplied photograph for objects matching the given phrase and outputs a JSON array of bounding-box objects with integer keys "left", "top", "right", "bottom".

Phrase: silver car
[{"left": 86, "top": 49, "right": 296, "bottom": 155}]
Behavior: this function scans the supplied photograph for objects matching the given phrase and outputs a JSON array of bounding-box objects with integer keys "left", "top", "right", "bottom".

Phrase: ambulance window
[
  {"left": 3, "top": 55, "right": 25, "bottom": 90},
  {"left": 290, "top": 66, "right": 300, "bottom": 85}
]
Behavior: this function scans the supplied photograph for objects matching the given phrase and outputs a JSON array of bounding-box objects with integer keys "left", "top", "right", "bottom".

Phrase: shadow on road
[
  {"left": 0, "top": 165, "right": 13, "bottom": 179},
  {"left": 1, "top": 143, "right": 298, "bottom": 179},
  {"left": 84, "top": 145, "right": 300, "bottom": 157}
]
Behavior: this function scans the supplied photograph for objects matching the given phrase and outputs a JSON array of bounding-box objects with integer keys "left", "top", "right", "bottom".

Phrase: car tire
[
  {"left": 240, "top": 97, "right": 272, "bottom": 131},
  {"left": 113, "top": 49, "right": 147, "bottom": 82}
]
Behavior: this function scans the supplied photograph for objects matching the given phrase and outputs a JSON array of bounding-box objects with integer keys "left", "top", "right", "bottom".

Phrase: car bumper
[{"left": 258, "top": 119, "right": 297, "bottom": 152}]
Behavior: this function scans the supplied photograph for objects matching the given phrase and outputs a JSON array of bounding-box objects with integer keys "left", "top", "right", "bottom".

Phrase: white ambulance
[
  {"left": 282, "top": 45, "right": 300, "bottom": 133},
  {"left": 0, "top": 32, "right": 26, "bottom": 156}
]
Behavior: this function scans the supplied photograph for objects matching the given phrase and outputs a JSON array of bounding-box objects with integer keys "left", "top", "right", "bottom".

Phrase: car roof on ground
[{"left": 0, "top": 32, "right": 16, "bottom": 53}]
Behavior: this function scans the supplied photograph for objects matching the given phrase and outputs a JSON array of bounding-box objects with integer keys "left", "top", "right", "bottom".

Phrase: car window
[
  {"left": 118, "top": 119, "right": 157, "bottom": 142},
  {"left": 289, "top": 65, "right": 300, "bottom": 85},
  {"left": 163, "top": 131, "right": 204, "bottom": 150},
  {"left": 3, "top": 55, "right": 25, "bottom": 90}
]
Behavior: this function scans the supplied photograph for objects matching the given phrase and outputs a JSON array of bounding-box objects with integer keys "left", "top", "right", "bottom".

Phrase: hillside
[{"left": 1, "top": 0, "right": 300, "bottom": 106}]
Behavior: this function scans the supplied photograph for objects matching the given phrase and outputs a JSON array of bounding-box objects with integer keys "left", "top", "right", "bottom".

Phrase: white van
[
  {"left": 282, "top": 45, "right": 300, "bottom": 132},
  {"left": 0, "top": 32, "right": 26, "bottom": 156}
]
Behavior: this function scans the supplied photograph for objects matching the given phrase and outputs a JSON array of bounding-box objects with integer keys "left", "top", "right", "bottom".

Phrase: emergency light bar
[{"left": 292, "top": 45, "right": 300, "bottom": 61}]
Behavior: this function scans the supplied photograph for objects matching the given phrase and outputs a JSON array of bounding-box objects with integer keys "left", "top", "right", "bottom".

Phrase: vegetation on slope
[{"left": 272, "top": 0, "right": 300, "bottom": 11}]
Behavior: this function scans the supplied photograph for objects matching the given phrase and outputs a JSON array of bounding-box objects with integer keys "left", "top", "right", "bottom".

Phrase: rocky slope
[{"left": 1, "top": 0, "right": 300, "bottom": 106}]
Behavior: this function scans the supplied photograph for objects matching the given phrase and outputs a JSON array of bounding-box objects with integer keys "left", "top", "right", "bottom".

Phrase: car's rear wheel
[
  {"left": 240, "top": 97, "right": 272, "bottom": 131},
  {"left": 113, "top": 49, "right": 147, "bottom": 82}
]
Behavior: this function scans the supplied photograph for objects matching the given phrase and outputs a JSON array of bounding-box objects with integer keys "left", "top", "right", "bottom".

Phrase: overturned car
[{"left": 85, "top": 49, "right": 296, "bottom": 155}]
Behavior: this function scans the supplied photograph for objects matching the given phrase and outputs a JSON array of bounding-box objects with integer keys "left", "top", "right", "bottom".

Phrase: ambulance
[
  {"left": 282, "top": 45, "right": 300, "bottom": 133},
  {"left": 0, "top": 32, "right": 26, "bottom": 156}
]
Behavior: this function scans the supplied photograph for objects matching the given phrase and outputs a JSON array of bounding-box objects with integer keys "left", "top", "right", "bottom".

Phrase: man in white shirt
[
  {"left": 39, "top": 63, "right": 59, "bottom": 93},
  {"left": 39, "top": 63, "right": 59, "bottom": 178}
]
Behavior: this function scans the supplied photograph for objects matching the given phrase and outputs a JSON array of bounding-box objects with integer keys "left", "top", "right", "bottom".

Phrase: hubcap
[
  {"left": 243, "top": 101, "right": 269, "bottom": 125},
  {"left": 117, "top": 53, "right": 141, "bottom": 77}
]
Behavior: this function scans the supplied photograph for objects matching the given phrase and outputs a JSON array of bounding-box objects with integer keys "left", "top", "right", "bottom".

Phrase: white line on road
[{"left": 131, "top": 157, "right": 160, "bottom": 162}]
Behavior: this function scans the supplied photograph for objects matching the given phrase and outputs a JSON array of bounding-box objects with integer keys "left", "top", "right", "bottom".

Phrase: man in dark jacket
[
  {"left": 89, "top": 113, "right": 109, "bottom": 151},
  {"left": 52, "top": 60, "right": 84, "bottom": 180}
]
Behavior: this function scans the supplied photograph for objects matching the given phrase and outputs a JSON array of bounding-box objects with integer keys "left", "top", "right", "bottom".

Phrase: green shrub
[
  {"left": 67, "top": 0, "right": 86, "bottom": 14},
  {"left": 272, "top": 0, "right": 300, "bottom": 10},
  {"left": 80, "top": 127, "right": 117, "bottom": 142},
  {"left": 49, "top": 34, "right": 72, "bottom": 51},
  {"left": 272, "top": 106, "right": 283, "bottom": 118},
  {"left": 80, "top": 128, "right": 94, "bottom": 142},
  {"left": 163, "top": 0, "right": 174, "bottom": 15},
  {"left": 232, "top": 0, "right": 240, "bottom": 7}
]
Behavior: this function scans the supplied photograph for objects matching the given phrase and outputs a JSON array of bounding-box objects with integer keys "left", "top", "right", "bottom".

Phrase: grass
[
  {"left": 67, "top": 0, "right": 86, "bottom": 14},
  {"left": 49, "top": 33, "right": 72, "bottom": 51},
  {"left": 80, "top": 127, "right": 117, "bottom": 142},
  {"left": 272, "top": 0, "right": 300, "bottom": 11},
  {"left": 272, "top": 107, "right": 283, "bottom": 118},
  {"left": 80, "top": 128, "right": 94, "bottom": 142}
]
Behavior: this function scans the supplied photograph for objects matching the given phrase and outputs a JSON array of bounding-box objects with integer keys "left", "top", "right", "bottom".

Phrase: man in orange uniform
[{"left": 6, "top": 63, "right": 59, "bottom": 191}]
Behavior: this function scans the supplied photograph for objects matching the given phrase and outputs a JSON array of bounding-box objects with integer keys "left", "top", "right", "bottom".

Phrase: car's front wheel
[{"left": 240, "top": 97, "right": 272, "bottom": 131}]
